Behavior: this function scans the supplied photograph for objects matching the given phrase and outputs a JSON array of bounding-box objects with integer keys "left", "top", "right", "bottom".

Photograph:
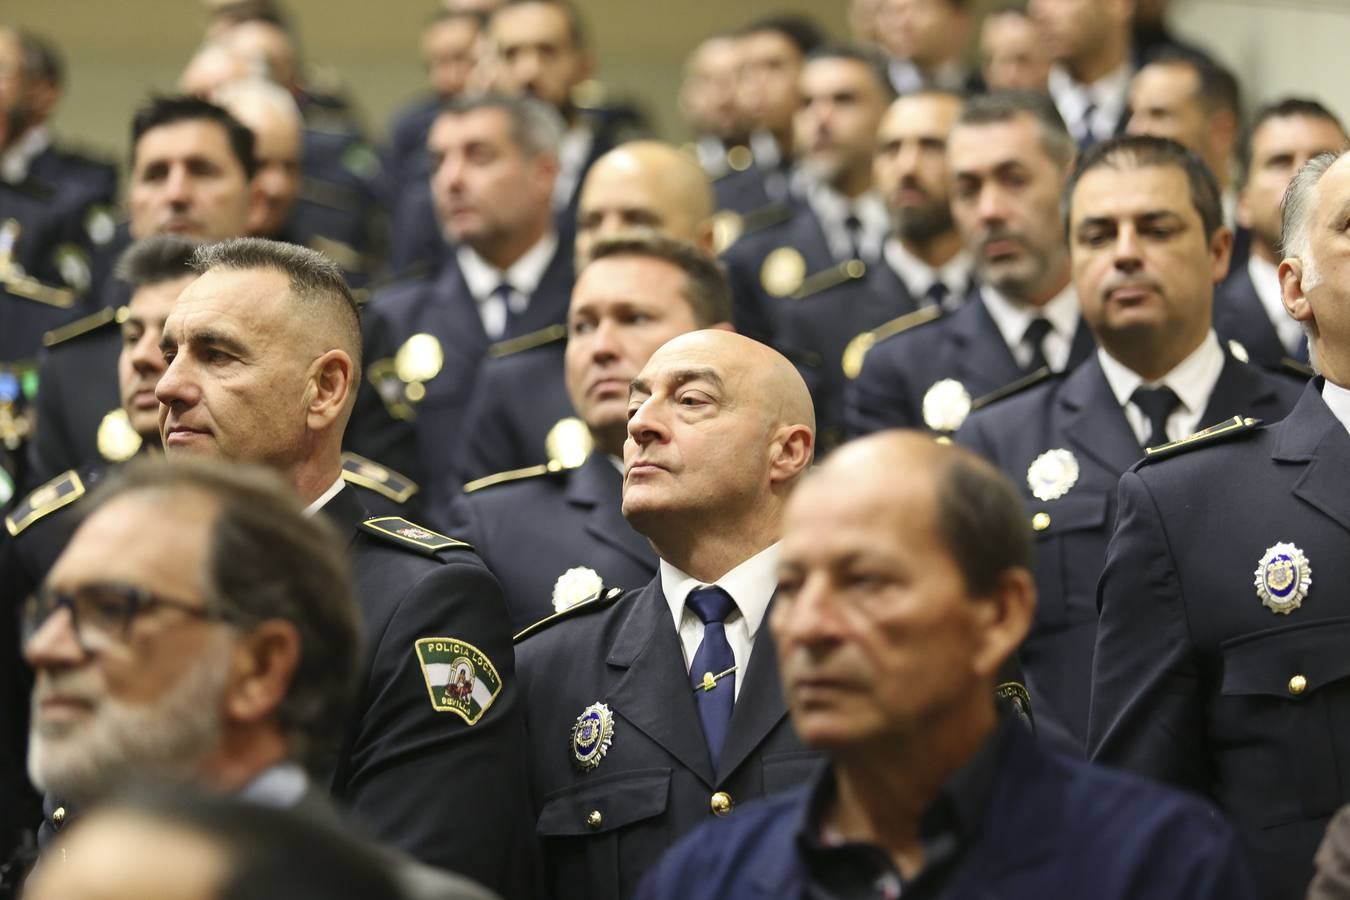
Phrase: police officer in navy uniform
[
  {"left": 455, "top": 140, "right": 720, "bottom": 485},
  {"left": 1089, "top": 148, "right": 1350, "bottom": 900},
  {"left": 451, "top": 234, "right": 734, "bottom": 634},
  {"left": 959, "top": 136, "right": 1302, "bottom": 755},
  {"left": 678, "top": 34, "right": 751, "bottom": 187},
  {"left": 25, "top": 96, "right": 263, "bottom": 491},
  {"left": 350, "top": 94, "right": 573, "bottom": 520},
  {"left": 1215, "top": 98, "right": 1347, "bottom": 374},
  {"left": 721, "top": 46, "right": 893, "bottom": 348},
  {"left": 846, "top": 91, "right": 1096, "bottom": 438},
  {"left": 152, "top": 238, "right": 532, "bottom": 898},
  {"left": 516, "top": 330, "right": 818, "bottom": 900}
]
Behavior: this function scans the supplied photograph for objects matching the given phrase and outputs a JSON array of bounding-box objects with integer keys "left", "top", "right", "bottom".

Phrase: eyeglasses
[{"left": 22, "top": 581, "right": 238, "bottom": 654}]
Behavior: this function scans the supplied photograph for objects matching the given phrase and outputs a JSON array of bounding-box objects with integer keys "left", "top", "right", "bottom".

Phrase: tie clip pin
[{"left": 697, "top": 666, "right": 738, "bottom": 693}]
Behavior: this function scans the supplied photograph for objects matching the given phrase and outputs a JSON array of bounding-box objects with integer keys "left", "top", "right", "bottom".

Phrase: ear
[
  {"left": 1280, "top": 257, "right": 1315, "bottom": 324},
  {"left": 222, "top": 620, "right": 301, "bottom": 727},
  {"left": 968, "top": 567, "right": 1035, "bottom": 682},
  {"left": 768, "top": 424, "right": 814, "bottom": 487},
  {"left": 1208, "top": 225, "right": 1234, "bottom": 284},
  {"left": 694, "top": 218, "right": 717, "bottom": 256},
  {"left": 305, "top": 349, "right": 354, "bottom": 432},
  {"left": 709, "top": 320, "right": 736, "bottom": 334}
]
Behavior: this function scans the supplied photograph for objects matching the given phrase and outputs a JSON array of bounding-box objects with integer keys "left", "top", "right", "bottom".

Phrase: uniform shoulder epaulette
[
  {"left": 971, "top": 366, "right": 1055, "bottom": 412},
  {"left": 487, "top": 323, "right": 567, "bottom": 359},
  {"left": 793, "top": 259, "right": 867, "bottom": 300},
  {"left": 737, "top": 202, "right": 794, "bottom": 238},
  {"left": 841, "top": 304, "right": 944, "bottom": 379},
  {"left": 5, "top": 470, "right": 86, "bottom": 537},
  {"left": 42, "top": 305, "right": 127, "bottom": 348},
  {"left": 358, "top": 516, "right": 472, "bottom": 557},
  {"left": 513, "top": 586, "right": 627, "bottom": 643},
  {"left": 1281, "top": 357, "right": 1316, "bottom": 379},
  {"left": 5, "top": 273, "right": 77, "bottom": 310},
  {"left": 1138, "top": 415, "right": 1262, "bottom": 466},
  {"left": 341, "top": 452, "right": 417, "bottom": 504},
  {"left": 462, "top": 461, "right": 565, "bottom": 494}
]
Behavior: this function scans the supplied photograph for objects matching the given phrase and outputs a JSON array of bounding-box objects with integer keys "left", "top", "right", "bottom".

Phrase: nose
[
  {"left": 1112, "top": 225, "right": 1143, "bottom": 271},
  {"left": 129, "top": 329, "right": 165, "bottom": 377},
  {"left": 589, "top": 317, "right": 622, "bottom": 364},
  {"left": 154, "top": 350, "right": 196, "bottom": 409},
  {"left": 164, "top": 164, "right": 192, "bottom": 206},
  {"left": 975, "top": 183, "right": 1009, "bottom": 224},
  {"left": 626, "top": 393, "right": 668, "bottom": 448},
  {"left": 514, "top": 49, "right": 542, "bottom": 88},
  {"left": 895, "top": 142, "right": 922, "bottom": 179},
  {"left": 772, "top": 574, "right": 846, "bottom": 649},
  {"left": 23, "top": 606, "right": 86, "bottom": 669}
]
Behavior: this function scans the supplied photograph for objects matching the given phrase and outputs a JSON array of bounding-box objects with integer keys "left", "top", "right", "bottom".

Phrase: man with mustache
[
  {"left": 957, "top": 135, "right": 1301, "bottom": 754},
  {"left": 847, "top": 90, "right": 1096, "bottom": 437},
  {"left": 515, "top": 330, "right": 819, "bottom": 899}
]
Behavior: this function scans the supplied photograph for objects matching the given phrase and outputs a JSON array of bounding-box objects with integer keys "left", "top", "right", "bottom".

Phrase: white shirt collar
[
  {"left": 456, "top": 230, "right": 559, "bottom": 304},
  {"left": 887, "top": 58, "right": 967, "bottom": 95},
  {"left": 749, "top": 130, "right": 782, "bottom": 170},
  {"left": 236, "top": 762, "right": 310, "bottom": 807},
  {"left": 807, "top": 183, "right": 889, "bottom": 261},
  {"left": 1322, "top": 380, "right": 1350, "bottom": 437},
  {"left": 1047, "top": 60, "right": 1132, "bottom": 144},
  {"left": 552, "top": 125, "right": 593, "bottom": 210},
  {"left": 661, "top": 541, "right": 780, "bottom": 643},
  {"left": 1248, "top": 254, "right": 1305, "bottom": 356},
  {"left": 303, "top": 475, "right": 346, "bottom": 517},
  {"left": 1, "top": 125, "right": 50, "bottom": 184},
  {"left": 1097, "top": 330, "right": 1225, "bottom": 418},
  {"left": 981, "top": 282, "right": 1079, "bottom": 360},
  {"left": 883, "top": 237, "right": 973, "bottom": 302}
]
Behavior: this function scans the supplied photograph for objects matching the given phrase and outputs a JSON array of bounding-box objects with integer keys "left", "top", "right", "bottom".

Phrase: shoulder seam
[
  {"left": 462, "top": 462, "right": 560, "bottom": 493},
  {"left": 513, "top": 587, "right": 626, "bottom": 642}
]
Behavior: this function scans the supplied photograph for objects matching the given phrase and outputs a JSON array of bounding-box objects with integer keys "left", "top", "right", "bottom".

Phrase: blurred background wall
[{"left": 5, "top": 0, "right": 1349, "bottom": 172}]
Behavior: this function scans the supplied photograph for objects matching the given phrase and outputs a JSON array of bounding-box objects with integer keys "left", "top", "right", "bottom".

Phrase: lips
[
  {"left": 129, "top": 388, "right": 159, "bottom": 410},
  {"left": 164, "top": 425, "right": 211, "bottom": 446},
  {"left": 625, "top": 459, "right": 667, "bottom": 479},
  {"left": 586, "top": 376, "right": 630, "bottom": 399}
]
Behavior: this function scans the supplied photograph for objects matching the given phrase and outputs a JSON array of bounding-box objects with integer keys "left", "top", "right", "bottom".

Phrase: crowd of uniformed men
[{"left": 1, "top": 0, "right": 1350, "bottom": 897}]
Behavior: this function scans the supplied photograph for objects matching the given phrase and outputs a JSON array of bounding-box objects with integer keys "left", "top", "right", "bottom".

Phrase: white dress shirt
[
  {"left": 303, "top": 476, "right": 347, "bottom": 517},
  {"left": 1098, "top": 330, "right": 1226, "bottom": 445},
  {"left": 807, "top": 184, "right": 889, "bottom": 263},
  {"left": 981, "top": 283, "right": 1080, "bottom": 372},
  {"left": 883, "top": 238, "right": 973, "bottom": 309},
  {"left": 1248, "top": 255, "right": 1305, "bottom": 356},
  {"left": 1047, "top": 62, "right": 1132, "bottom": 146},
  {"left": 1, "top": 125, "right": 49, "bottom": 184},
  {"left": 1322, "top": 380, "right": 1350, "bottom": 436},
  {"left": 456, "top": 231, "right": 559, "bottom": 339},
  {"left": 661, "top": 542, "right": 780, "bottom": 701}
]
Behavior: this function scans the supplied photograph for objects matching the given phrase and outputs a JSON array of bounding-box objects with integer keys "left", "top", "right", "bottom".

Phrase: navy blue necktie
[
  {"left": 687, "top": 586, "right": 737, "bottom": 769},
  {"left": 1131, "top": 385, "right": 1181, "bottom": 449}
]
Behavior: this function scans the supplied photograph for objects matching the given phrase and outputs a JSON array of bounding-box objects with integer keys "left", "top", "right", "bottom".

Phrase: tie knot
[
  {"left": 1021, "top": 317, "right": 1052, "bottom": 347},
  {"left": 491, "top": 282, "right": 516, "bottom": 301},
  {"left": 1131, "top": 384, "right": 1181, "bottom": 420},
  {"left": 687, "top": 586, "right": 737, "bottom": 625},
  {"left": 925, "top": 281, "right": 950, "bottom": 307}
]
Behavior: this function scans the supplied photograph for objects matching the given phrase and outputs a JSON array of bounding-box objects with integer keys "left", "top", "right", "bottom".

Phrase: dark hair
[
  {"left": 1065, "top": 134, "right": 1223, "bottom": 238},
  {"left": 16, "top": 30, "right": 63, "bottom": 88},
  {"left": 494, "top": 0, "right": 589, "bottom": 50},
  {"left": 113, "top": 235, "right": 201, "bottom": 289},
  {"left": 585, "top": 233, "right": 733, "bottom": 327},
  {"left": 1240, "top": 97, "right": 1349, "bottom": 186},
  {"left": 82, "top": 458, "right": 363, "bottom": 769},
  {"left": 191, "top": 237, "right": 362, "bottom": 377},
  {"left": 207, "top": 0, "right": 292, "bottom": 32},
  {"left": 932, "top": 444, "right": 1032, "bottom": 596},
  {"left": 741, "top": 14, "right": 826, "bottom": 57},
  {"left": 957, "top": 90, "right": 1075, "bottom": 168},
  {"left": 131, "top": 95, "right": 258, "bottom": 181},
  {"left": 438, "top": 91, "right": 565, "bottom": 157},
  {"left": 805, "top": 45, "right": 897, "bottom": 103},
  {"left": 1139, "top": 51, "right": 1241, "bottom": 121},
  {"left": 90, "top": 785, "right": 402, "bottom": 900}
]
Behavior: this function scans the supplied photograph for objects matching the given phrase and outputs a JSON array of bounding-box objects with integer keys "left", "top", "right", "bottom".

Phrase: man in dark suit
[
  {"left": 516, "top": 330, "right": 819, "bottom": 900},
  {"left": 679, "top": 34, "right": 751, "bottom": 185},
  {"left": 150, "top": 238, "right": 530, "bottom": 897},
  {"left": 1217, "top": 98, "right": 1348, "bottom": 372},
  {"left": 1090, "top": 147, "right": 1350, "bottom": 899},
  {"left": 450, "top": 234, "right": 734, "bottom": 633},
  {"left": 350, "top": 93, "right": 572, "bottom": 520},
  {"left": 1032, "top": 0, "right": 1134, "bottom": 149},
  {"left": 847, "top": 90, "right": 1094, "bottom": 437},
  {"left": 874, "top": 0, "right": 984, "bottom": 95},
  {"left": 959, "top": 135, "right": 1302, "bottom": 754},
  {"left": 18, "top": 457, "right": 493, "bottom": 900},
  {"left": 634, "top": 432, "right": 1256, "bottom": 900}
]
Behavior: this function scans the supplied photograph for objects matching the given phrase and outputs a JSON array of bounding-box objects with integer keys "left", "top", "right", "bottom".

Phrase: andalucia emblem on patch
[{"left": 414, "top": 637, "right": 502, "bottom": 725}]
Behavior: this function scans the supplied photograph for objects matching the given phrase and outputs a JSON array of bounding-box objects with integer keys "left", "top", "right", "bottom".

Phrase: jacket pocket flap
[
  {"left": 537, "top": 768, "right": 672, "bottom": 836},
  {"left": 1221, "top": 617, "right": 1350, "bottom": 699}
]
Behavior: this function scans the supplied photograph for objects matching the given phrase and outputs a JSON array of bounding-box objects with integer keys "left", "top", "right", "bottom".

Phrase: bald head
[
  {"left": 576, "top": 141, "right": 716, "bottom": 262},
  {"left": 179, "top": 41, "right": 262, "bottom": 98}
]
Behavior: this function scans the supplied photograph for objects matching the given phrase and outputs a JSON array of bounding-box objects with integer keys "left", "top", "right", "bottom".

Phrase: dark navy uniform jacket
[
  {"left": 719, "top": 200, "right": 830, "bottom": 347},
  {"left": 635, "top": 717, "right": 1257, "bottom": 900},
  {"left": 321, "top": 485, "right": 534, "bottom": 899},
  {"left": 1214, "top": 262, "right": 1309, "bottom": 371},
  {"left": 958, "top": 350, "right": 1303, "bottom": 754},
  {"left": 447, "top": 452, "right": 655, "bottom": 634},
  {"left": 516, "top": 576, "right": 818, "bottom": 900},
  {"left": 1090, "top": 381, "right": 1350, "bottom": 900},
  {"left": 453, "top": 338, "right": 571, "bottom": 485},
  {"left": 845, "top": 290, "right": 1096, "bottom": 437},
  {"left": 348, "top": 242, "right": 575, "bottom": 518}
]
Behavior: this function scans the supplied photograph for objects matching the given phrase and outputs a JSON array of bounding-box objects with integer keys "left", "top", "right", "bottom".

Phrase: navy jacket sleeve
[{"left": 844, "top": 344, "right": 920, "bottom": 437}]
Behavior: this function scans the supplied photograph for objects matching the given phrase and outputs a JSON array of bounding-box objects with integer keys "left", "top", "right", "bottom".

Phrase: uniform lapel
[
  {"left": 1058, "top": 358, "right": 1146, "bottom": 474},
  {"left": 437, "top": 260, "right": 492, "bottom": 353},
  {"left": 716, "top": 612, "right": 791, "bottom": 783},
  {"left": 952, "top": 298, "right": 1029, "bottom": 394},
  {"left": 1198, "top": 353, "right": 1281, "bottom": 427},
  {"left": 566, "top": 454, "right": 656, "bottom": 571},
  {"left": 507, "top": 241, "right": 574, "bottom": 337},
  {"left": 1274, "top": 382, "right": 1350, "bottom": 534},
  {"left": 318, "top": 482, "right": 367, "bottom": 548},
  {"left": 606, "top": 580, "right": 717, "bottom": 786}
]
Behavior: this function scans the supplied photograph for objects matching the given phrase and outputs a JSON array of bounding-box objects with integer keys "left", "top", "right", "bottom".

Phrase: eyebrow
[
  {"left": 629, "top": 366, "right": 726, "bottom": 398},
  {"left": 160, "top": 326, "right": 250, "bottom": 358},
  {"left": 1076, "top": 210, "right": 1186, "bottom": 229}
]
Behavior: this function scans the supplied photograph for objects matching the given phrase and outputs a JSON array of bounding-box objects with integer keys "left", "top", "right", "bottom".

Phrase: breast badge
[
  {"left": 395, "top": 333, "right": 444, "bottom": 384},
  {"left": 553, "top": 566, "right": 603, "bottom": 613},
  {"left": 545, "top": 417, "right": 593, "bottom": 470},
  {"left": 572, "top": 702, "right": 615, "bottom": 771},
  {"left": 921, "top": 379, "right": 972, "bottom": 433},
  {"left": 413, "top": 637, "right": 502, "bottom": 724},
  {"left": 1026, "top": 449, "right": 1079, "bottom": 502},
  {"left": 1254, "top": 542, "right": 1311, "bottom": 614},
  {"left": 97, "top": 409, "right": 143, "bottom": 462},
  {"left": 760, "top": 247, "right": 806, "bottom": 298}
]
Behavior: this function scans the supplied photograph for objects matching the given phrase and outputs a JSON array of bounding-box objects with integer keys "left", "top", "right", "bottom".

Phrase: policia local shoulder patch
[{"left": 414, "top": 637, "right": 502, "bottom": 725}]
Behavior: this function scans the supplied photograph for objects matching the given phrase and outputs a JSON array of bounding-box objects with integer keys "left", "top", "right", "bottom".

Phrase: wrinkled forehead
[
  {"left": 164, "top": 267, "right": 291, "bottom": 339},
  {"left": 635, "top": 339, "right": 737, "bottom": 391}
]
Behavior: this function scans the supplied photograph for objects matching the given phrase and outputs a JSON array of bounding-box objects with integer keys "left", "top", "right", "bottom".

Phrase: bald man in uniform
[
  {"left": 453, "top": 140, "right": 717, "bottom": 484},
  {"left": 516, "top": 330, "right": 819, "bottom": 900}
]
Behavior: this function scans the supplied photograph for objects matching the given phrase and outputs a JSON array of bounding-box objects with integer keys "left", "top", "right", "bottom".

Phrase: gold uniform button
[
  {"left": 710, "top": 792, "right": 733, "bottom": 816},
  {"left": 586, "top": 810, "right": 603, "bottom": 829},
  {"left": 52, "top": 806, "right": 66, "bottom": 825},
  {"left": 1289, "top": 674, "right": 1307, "bottom": 695},
  {"left": 1032, "top": 512, "right": 1051, "bottom": 532}
]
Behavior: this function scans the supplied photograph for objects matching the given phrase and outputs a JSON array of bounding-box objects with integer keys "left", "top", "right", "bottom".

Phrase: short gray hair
[
  {"left": 1281, "top": 150, "right": 1346, "bottom": 265},
  {"left": 114, "top": 235, "right": 201, "bottom": 290},
  {"left": 439, "top": 92, "right": 565, "bottom": 158}
]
